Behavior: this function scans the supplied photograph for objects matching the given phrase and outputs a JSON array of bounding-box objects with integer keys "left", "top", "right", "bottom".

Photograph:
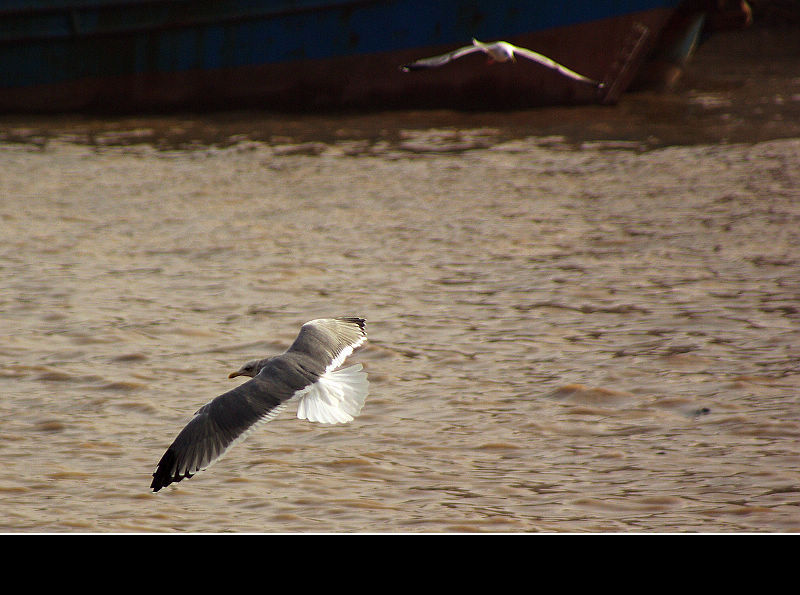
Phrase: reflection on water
[{"left": 0, "top": 26, "right": 799, "bottom": 532}]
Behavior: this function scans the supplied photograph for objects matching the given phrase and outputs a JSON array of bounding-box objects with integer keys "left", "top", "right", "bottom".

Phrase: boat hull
[{"left": 0, "top": 1, "right": 683, "bottom": 112}]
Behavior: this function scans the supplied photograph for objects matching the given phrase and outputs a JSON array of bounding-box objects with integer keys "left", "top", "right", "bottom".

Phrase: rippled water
[
  {"left": 2, "top": 25, "right": 799, "bottom": 532},
  {"left": 1, "top": 130, "right": 798, "bottom": 532}
]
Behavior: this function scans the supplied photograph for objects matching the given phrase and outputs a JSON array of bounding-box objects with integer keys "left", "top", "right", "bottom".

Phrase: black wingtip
[
  {"left": 337, "top": 316, "right": 366, "bottom": 329},
  {"left": 150, "top": 447, "right": 192, "bottom": 493},
  {"left": 150, "top": 449, "right": 174, "bottom": 492}
]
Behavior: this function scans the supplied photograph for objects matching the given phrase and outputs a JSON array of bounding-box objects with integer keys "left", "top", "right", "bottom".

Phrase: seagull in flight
[
  {"left": 401, "top": 38, "right": 603, "bottom": 88},
  {"left": 150, "top": 317, "right": 369, "bottom": 492}
]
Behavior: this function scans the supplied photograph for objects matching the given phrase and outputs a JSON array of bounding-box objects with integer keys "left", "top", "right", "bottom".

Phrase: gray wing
[
  {"left": 150, "top": 358, "right": 315, "bottom": 492},
  {"left": 286, "top": 317, "right": 367, "bottom": 373},
  {"left": 400, "top": 44, "right": 480, "bottom": 71},
  {"left": 511, "top": 46, "right": 603, "bottom": 87}
]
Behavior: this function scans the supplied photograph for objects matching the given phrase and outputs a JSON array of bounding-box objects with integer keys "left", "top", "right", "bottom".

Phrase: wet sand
[{"left": 0, "top": 25, "right": 799, "bottom": 532}]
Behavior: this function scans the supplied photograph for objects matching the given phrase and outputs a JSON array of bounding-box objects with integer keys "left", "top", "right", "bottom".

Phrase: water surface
[{"left": 1, "top": 26, "right": 799, "bottom": 532}]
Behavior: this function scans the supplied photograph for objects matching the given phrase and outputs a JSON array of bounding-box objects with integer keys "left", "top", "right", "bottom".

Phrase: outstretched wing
[
  {"left": 400, "top": 44, "right": 480, "bottom": 71},
  {"left": 511, "top": 45, "right": 603, "bottom": 87},
  {"left": 150, "top": 358, "right": 314, "bottom": 492},
  {"left": 286, "top": 317, "right": 367, "bottom": 373}
]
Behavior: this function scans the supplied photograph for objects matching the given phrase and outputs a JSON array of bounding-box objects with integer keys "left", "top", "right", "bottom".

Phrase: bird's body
[
  {"left": 401, "top": 38, "right": 603, "bottom": 88},
  {"left": 150, "top": 317, "right": 368, "bottom": 492},
  {"left": 472, "top": 39, "right": 517, "bottom": 63}
]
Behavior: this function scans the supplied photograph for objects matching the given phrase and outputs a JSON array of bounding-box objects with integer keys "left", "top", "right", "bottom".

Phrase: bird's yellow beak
[{"left": 228, "top": 370, "right": 242, "bottom": 379}]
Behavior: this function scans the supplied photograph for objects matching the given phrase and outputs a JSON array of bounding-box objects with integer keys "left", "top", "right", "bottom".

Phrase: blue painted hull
[{"left": 0, "top": 1, "right": 686, "bottom": 112}]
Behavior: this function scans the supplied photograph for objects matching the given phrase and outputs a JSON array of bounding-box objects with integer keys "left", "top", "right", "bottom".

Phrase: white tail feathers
[{"left": 296, "top": 364, "right": 369, "bottom": 424}]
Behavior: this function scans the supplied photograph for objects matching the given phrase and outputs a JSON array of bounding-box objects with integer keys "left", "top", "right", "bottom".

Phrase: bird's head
[{"left": 228, "top": 358, "right": 270, "bottom": 379}]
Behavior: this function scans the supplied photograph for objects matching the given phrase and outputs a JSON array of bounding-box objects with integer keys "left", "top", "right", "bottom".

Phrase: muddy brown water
[{"left": 1, "top": 26, "right": 799, "bottom": 532}]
